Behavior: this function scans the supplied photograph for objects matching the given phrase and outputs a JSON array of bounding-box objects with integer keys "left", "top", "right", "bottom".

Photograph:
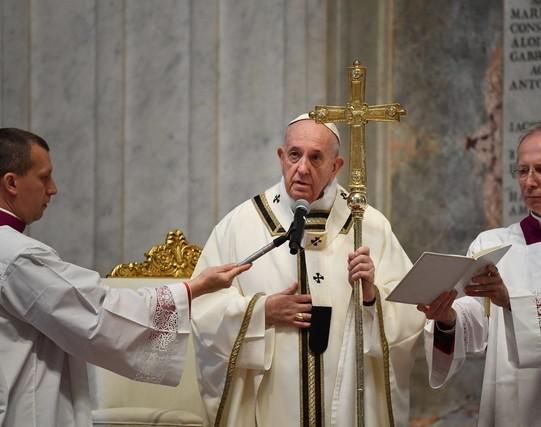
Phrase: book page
[
  {"left": 386, "top": 252, "right": 473, "bottom": 305},
  {"left": 387, "top": 244, "right": 512, "bottom": 305},
  {"left": 455, "top": 244, "right": 512, "bottom": 296},
  {"left": 471, "top": 243, "right": 511, "bottom": 260}
]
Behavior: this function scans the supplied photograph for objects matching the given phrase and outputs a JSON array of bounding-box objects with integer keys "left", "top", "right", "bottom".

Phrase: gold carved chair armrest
[{"left": 108, "top": 229, "right": 202, "bottom": 278}]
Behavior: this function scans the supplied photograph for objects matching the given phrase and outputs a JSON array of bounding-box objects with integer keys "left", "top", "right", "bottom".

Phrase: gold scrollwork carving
[{"left": 108, "top": 229, "right": 202, "bottom": 278}]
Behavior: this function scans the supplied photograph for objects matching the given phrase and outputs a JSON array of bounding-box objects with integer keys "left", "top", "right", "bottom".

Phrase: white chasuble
[
  {"left": 0, "top": 227, "right": 191, "bottom": 427},
  {"left": 426, "top": 221, "right": 541, "bottom": 427},
  {"left": 191, "top": 181, "right": 424, "bottom": 427}
]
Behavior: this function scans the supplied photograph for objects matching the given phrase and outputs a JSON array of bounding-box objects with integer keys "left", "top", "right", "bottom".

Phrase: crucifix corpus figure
[{"left": 310, "top": 60, "right": 409, "bottom": 427}]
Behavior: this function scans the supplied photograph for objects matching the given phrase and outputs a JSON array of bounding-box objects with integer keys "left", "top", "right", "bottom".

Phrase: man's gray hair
[{"left": 518, "top": 123, "right": 541, "bottom": 148}]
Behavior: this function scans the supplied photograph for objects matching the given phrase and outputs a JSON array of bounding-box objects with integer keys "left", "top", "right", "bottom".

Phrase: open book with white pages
[{"left": 386, "top": 244, "right": 512, "bottom": 305}]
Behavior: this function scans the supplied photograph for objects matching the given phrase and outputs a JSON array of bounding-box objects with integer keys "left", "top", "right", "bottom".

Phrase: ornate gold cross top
[
  {"left": 309, "top": 60, "right": 406, "bottom": 207},
  {"left": 309, "top": 60, "right": 406, "bottom": 427}
]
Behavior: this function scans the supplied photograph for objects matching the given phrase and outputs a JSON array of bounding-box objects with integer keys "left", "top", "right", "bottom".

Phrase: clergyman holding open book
[{"left": 417, "top": 124, "right": 541, "bottom": 427}]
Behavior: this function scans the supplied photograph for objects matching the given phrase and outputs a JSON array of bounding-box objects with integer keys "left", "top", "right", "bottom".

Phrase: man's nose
[
  {"left": 525, "top": 170, "right": 539, "bottom": 188},
  {"left": 49, "top": 179, "right": 58, "bottom": 195},
  {"left": 297, "top": 156, "right": 310, "bottom": 174}
]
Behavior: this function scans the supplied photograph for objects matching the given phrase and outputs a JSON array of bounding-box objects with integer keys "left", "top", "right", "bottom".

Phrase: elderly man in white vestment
[
  {"left": 191, "top": 114, "right": 425, "bottom": 426},
  {"left": 418, "top": 125, "right": 541, "bottom": 427},
  {"left": 0, "top": 128, "right": 250, "bottom": 427}
]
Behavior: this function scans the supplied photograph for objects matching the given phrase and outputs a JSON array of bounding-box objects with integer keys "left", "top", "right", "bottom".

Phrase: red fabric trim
[
  {"left": 433, "top": 323, "right": 455, "bottom": 355},
  {"left": 0, "top": 209, "right": 25, "bottom": 233},
  {"left": 520, "top": 214, "right": 541, "bottom": 245}
]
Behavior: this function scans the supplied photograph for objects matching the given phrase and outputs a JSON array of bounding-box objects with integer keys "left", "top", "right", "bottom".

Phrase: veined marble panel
[
  {"left": 392, "top": 0, "right": 502, "bottom": 258},
  {"left": 124, "top": 0, "right": 191, "bottom": 262},
  {"left": 187, "top": 0, "right": 219, "bottom": 246},
  {"left": 29, "top": 0, "right": 96, "bottom": 268},
  {"left": 94, "top": 0, "right": 124, "bottom": 274},
  {"left": 217, "top": 0, "right": 286, "bottom": 218},
  {"left": 217, "top": 0, "right": 331, "bottom": 221},
  {"left": 1, "top": 0, "right": 30, "bottom": 128},
  {"left": 284, "top": 1, "right": 309, "bottom": 123},
  {"left": 284, "top": 0, "right": 328, "bottom": 131},
  {"left": 305, "top": 0, "right": 327, "bottom": 109}
]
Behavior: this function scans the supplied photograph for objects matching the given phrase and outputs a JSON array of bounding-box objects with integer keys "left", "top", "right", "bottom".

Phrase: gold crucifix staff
[{"left": 309, "top": 60, "right": 406, "bottom": 427}]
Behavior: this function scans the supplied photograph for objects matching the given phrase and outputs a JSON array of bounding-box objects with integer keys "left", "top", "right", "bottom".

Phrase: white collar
[
  {"left": 279, "top": 177, "right": 337, "bottom": 212},
  {"left": 0, "top": 207, "right": 21, "bottom": 220},
  {"left": 531, "top": 210, "right": 541, "bottom": 225}
]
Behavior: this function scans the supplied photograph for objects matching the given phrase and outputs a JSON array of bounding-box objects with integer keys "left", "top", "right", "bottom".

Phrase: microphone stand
[
  {"left": 237, "top": 229, "right": 291, "bottom": 265},
  {"left": 238, "top": 197, "right": 309, "bottom": 264}
]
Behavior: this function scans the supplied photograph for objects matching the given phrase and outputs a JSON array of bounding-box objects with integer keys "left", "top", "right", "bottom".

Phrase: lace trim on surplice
[{"left": 134, "top": 286, "right": 178, "bottom": 383}]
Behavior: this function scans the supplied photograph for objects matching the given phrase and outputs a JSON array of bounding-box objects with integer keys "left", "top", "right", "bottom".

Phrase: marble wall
[
  {"left": 0, "top": 0, "right": 335, "bottom": 273},
  {"left": 392, "top": 0, "right": 503, "bottom": 260},
  {"left": 392, "top": 1, "right": 503, "bottom": 425}
]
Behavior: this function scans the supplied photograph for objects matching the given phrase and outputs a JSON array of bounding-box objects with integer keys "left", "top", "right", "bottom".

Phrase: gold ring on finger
[{"left": 295, "top": 313, "right": 304, "bottom": 322}]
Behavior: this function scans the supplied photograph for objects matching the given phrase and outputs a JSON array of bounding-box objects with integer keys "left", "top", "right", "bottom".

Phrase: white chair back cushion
[{"left": 90, "top": 278, "right": 206, "bottom": 424}]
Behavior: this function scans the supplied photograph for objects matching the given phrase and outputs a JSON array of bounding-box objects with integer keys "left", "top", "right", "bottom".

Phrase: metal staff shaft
[
  {"left": 348, "top": 122, "right": 368, "bottom": 427},
  {"left": 353, "top": 215, "right": 365, "bottom": 427}
]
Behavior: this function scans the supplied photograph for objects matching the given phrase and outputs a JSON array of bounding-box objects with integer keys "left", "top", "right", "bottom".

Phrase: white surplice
[
  {"left": 191, "top": 180, "right": 424, "bottom": 427},
  {"left": 0, "top": 226, "right": 191, "bottom": 427},
  {"left": 425, "top": 221, "right": 541, "bottom": 427}
]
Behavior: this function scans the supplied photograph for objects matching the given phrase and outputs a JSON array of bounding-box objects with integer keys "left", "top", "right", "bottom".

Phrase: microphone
[
  {"left": 289, "top": 199, "right": 310, "bottom": 255},
  {"left": 237, "top": 234, "right": 289, "bottom": 265}
]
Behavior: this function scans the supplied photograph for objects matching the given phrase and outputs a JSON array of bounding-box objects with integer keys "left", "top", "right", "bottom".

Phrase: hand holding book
[
  {"left": 466, "top": 263, "right": 510, "bottom": 315},
  {"left": 417, "top": 289, "right": 458, "bottom": 327},
  {"left": 386, "top": 244, "right": 512, "bottom": 305}
]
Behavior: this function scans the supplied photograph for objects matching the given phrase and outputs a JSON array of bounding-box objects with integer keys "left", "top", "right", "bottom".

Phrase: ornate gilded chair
[
  {"left": 108, "top": 230, "right": 201, "bottom": 279},
  {"left": 91, "top": 230, "right": 207, "bottom": 427}
]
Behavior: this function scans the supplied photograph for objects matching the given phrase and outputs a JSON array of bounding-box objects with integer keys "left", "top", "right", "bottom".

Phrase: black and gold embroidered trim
[
  {"left": 340, "top": 214, "right": 353, "bottom": 234},
  {"left": 252, "top": 194, "right": 286, "bottom": 236},
  {"left": 214, "top": 292, "right": 265, "bottom": 427},
  {"left": 305, "top": 224, "right": 326, "bottom": 232},
  {"left": 298, "top": 249, "right": 324, "bottom": 427},
  {"left": 305, "top": 210, "right": 329, "bottom": 233},
  {"left": 253, "top": 191, "right": 351, "bottom": 238}
]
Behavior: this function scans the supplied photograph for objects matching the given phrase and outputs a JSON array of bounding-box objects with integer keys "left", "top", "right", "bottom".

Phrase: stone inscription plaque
[{"left": 504, "top": 0, "right": 541, "bottom": 224}]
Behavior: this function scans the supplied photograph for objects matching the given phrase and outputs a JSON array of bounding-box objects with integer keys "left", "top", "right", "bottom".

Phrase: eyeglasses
[{"left": 512, "top": 164, "right": 541, "bottom": 180}]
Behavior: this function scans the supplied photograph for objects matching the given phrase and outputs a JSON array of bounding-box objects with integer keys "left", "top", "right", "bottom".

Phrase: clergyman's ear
[
  {"left": 2, "top": 173, "right": 18, "bottom": 195},
  {"left": 333, "top": 156, "right": 345, "bottom": 173}
]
